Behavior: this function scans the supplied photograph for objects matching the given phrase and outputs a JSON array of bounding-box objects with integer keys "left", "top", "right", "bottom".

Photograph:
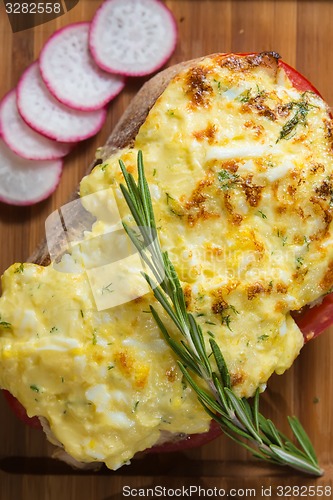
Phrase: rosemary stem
[{"left": 118, "top": 152, "right": 323, "bottom": 477}]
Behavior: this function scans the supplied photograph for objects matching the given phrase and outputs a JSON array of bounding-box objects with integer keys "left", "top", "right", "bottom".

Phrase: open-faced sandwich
[{"left": 0, "top": 52, "right": 332, "bottom": 472}]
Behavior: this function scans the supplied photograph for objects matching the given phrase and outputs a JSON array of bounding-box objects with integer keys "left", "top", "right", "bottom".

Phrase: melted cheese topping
[{"left": 1, "top": 53, "right": 333, "bottom": 470}]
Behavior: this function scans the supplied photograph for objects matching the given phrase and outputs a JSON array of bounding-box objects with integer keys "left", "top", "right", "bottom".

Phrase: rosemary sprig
[{"left": 119, "top": 151, "right": 323, "bottom": 476}]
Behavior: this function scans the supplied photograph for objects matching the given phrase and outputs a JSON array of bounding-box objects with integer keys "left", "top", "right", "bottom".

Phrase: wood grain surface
[{"left": 0, "top": 1, "right": 333, "bottom": 499}]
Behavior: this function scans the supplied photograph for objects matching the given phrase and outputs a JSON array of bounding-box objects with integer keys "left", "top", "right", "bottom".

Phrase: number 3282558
[
  {"left": 277, "top": 485, "right": 332, "bottom": 497},
  {"left": 5, "top": 3, "right": 62, "bottom": 14}
]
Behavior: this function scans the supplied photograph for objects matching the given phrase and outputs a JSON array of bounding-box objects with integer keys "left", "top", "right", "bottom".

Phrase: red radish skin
[
  {"left": 148, "top": 420, "right": 222, "bottom": 453},
  {"left": 17, "top": 62, "right": 107, "bottom": 143},
  {"left": 2, "top": 390, "right": 223, "bottom": 451},
  {"left": 89, "top": 0, "right": 178, "bottom": 77},
  {"left": 292, "top": 294, "right": 333, "bottom": 342},
  {"left": 0, "top": 90, "right": 72, "bottom": 161},
  {"left": 0, "top": 139, "right": 62, "bottom": 206},
  {"left": 279, "top": 60, "right": 322, "bottom": 95},
  {"left": 2, "top": 56, "right": 332, "bottom": 454},
  {"left": 39, "top": 22, "right": 125, "bottom": 112},
  {"left": 2, "top": 391, "right": 41, "bottom": 429}
]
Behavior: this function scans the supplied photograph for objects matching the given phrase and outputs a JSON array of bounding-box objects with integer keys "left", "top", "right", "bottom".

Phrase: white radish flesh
[
  {"left": 39, "top": 22, "right": 125, "bottom": 111},
  {"left": 0, "top": 90, "right": 72, "bottom": 161},
  {"left": 0, "top": 139, "right": 62, "bottom": 206},
  {"left": 17, "top": 62, "right": 107, "bottom": 143},
  {"left": 89, "top": 0, "right": 177, "bottom": 77}
]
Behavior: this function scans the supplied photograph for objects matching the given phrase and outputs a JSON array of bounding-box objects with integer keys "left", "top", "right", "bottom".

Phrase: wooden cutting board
[{"left": 0, "top": 1, "right": 332, "bottom": 499}]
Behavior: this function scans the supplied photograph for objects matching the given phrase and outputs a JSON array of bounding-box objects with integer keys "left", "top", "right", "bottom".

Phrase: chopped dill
[
  {"left": 218, "top": 169, "right": 240, "bottom": 189},
  {"left": 237, "top": 89, "right": 251, "bottom": 103},
  {"left": 133, "top": 401, "right": 140, "bottom": 412},
  {"left": 102, "top": 283, "right": 114, "bottom": 294},
  {"left": 14, "top": 263, "right": 24, "bottom": 274},
  {"left": 221, "top": 314, "right": 232, "bottom": 331},
  {"left": 0, "top": 316, "right": 12, "bottom": 329},
  {"left": 257, "top": 210, "right": 267, "bottom": 219},
  {"left": 296, "top": 256, "right": 304, "bottom": 269},
  {"left": 277, "top": 94, "right": 316, "bottom": 142},
  {"left": 165, "top": 192, "right": 183, "bottom": 217},
  {"left": 30, "top": 385, "right": 40, "bottom": 393},
  {"left": 237, "top": 85, "right": 265, "bottom": 103}
]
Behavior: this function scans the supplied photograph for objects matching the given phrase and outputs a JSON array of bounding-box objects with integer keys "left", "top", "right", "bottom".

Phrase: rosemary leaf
[
  {"left": 120, "top": 183, "right": 144, "bottom": 231},
  {"left": 253, "top": 388, "right": 260, "bottom": 433},
  {"left": 224, "top": 388, "right": 263, "bottom": 442},
  {"left": 178, "top": 362, "right": 223, "bottom": 415},
  {"left": 146, "top": 277, "right": 185, "bottom": 333},
  {"left": 257, "top": 414, "right": 283, "bottom": 448},
  {"left": 139, "top": 152, "right": 157, "bottom": 230},
  {"left": 188, "top": 314, "right": 212, "bottom": 377},
  {"left": 270, "top": 445, "right": 323, "bottom": 476},
  {"left": 265, "top": 419, "right": 285, "bottom": 448},
  {"left": 209, "top": 338, "right": 231, "bottom": 389},
  {"left": 287, "top": 416, "right": 319, "bottom": 466},
  {"left": 149, "top": 307, "right": 202, "bottom": 377},
  {"left": 242, "top": 397, "right": 254, "bottom": 424},
  {"left": 284, "top": 441, "right": 313, "bottom": 461},
  {"left": 220, "top": 422, "right": 268, "bottom": 455},
  {"left": 212, "top": 372, "right": 232, "bottom": 414}
]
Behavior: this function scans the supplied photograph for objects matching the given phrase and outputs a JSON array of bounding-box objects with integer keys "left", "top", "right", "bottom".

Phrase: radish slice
[
  {"left": 0, "top": 90, "right": 72, "bottom": 161},
  {"left": 89, "top": 0, "right": 177, "bottom": 77},
  {"left": 0, "top": 139, "right": 62, "bottom": 206},
  {"left": 17, "top": 62, "right": 107, "bottom": 143},
  {"left": 39, "top": 22, "right": 125, "bottom": 111}
]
